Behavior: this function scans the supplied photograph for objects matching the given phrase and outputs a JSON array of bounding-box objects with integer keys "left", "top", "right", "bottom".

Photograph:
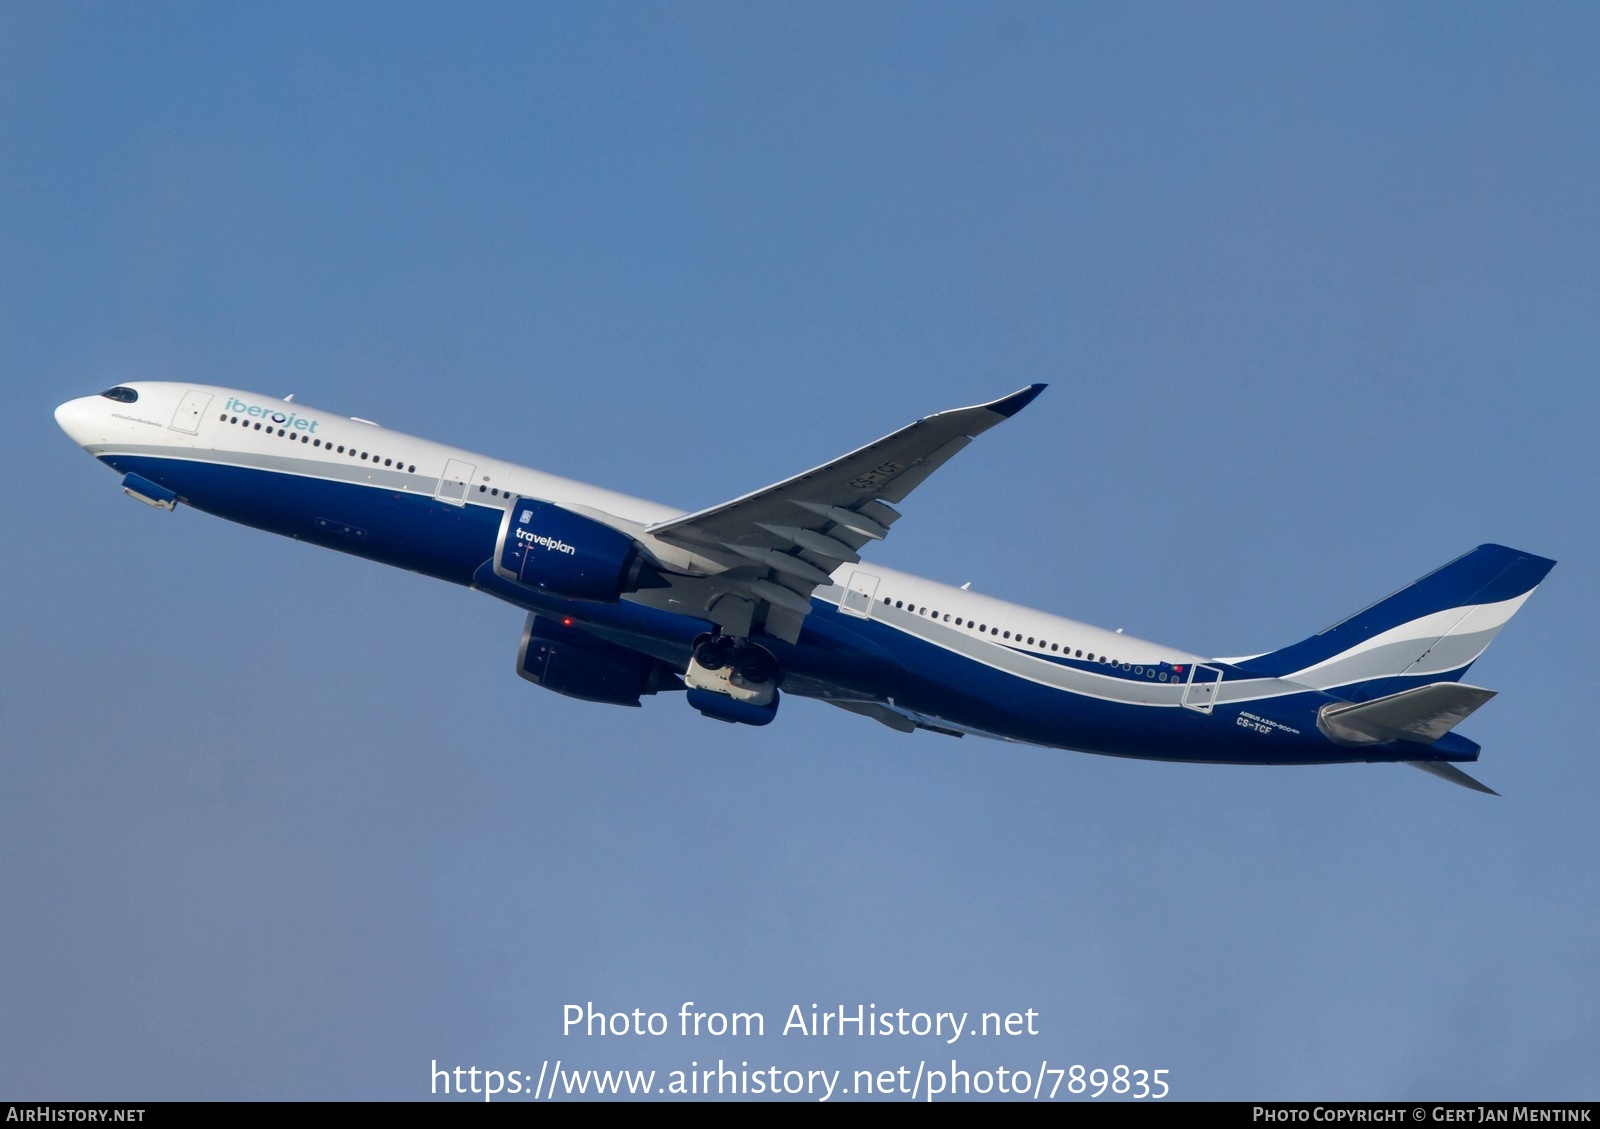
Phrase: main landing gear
[{"left": 685, "top": 634, "right": 781, "bottom": 726}]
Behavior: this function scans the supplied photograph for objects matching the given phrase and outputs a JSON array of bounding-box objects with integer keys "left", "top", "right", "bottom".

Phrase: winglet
[
  {"left": 988, "top": 383, "right": 1047, "bottom": 419},
  {"left": 1406, "top": 760, "right": 1500, "bottom": 796}
]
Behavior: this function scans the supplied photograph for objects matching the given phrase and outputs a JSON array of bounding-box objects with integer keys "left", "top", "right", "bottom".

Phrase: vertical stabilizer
[{"left": 1232, "top": 545, "right": 1554, "bottom": 700}]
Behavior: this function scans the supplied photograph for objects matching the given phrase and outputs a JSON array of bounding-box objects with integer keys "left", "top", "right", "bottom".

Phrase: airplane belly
[
  {"left": 816, "top": 609, "right": 1366, "bottom": 765},
  {"left": 104, "top": 454, "right": 502, "bottom": 584}
]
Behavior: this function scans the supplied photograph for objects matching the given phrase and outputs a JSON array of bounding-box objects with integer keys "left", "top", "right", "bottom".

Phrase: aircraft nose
[{"left": 54, "top": 397, "right": 96, "bottom": 447}]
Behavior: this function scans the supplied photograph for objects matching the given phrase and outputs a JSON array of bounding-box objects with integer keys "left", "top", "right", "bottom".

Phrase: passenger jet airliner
[{"left": 55, "top": 382, "right": 1553, "bottom": 793}]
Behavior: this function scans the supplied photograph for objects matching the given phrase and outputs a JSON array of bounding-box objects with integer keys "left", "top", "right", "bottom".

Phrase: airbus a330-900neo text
[{"left": 55, "top": 382, "right": 1554, "bottom": 793}]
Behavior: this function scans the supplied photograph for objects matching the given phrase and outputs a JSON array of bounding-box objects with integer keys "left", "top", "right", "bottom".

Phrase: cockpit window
[{"left": 99, "top": 386, "right": 139, "bottom": 403}]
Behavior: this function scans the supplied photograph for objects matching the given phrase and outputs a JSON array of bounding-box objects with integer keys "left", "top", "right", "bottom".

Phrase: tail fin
[{"left": 1232, "top": 544, "right": 1555, "bottom": 700}]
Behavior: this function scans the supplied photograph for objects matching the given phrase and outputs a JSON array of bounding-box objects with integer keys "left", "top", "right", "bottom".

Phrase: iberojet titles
[
  {"left": 223, "top": 402, "right": 583, "bottom": 558},
  {"left": 224, "top": 396, "right": 321, "bottom": 434},
  {"left": 227, "top": 397, "right": 578, "bottom": 560}
]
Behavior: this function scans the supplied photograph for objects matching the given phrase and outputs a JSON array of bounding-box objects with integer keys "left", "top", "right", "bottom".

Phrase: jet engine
[
  {"left": 495, "top": 497, "right": 658, "bottom": 602},
  {"left": 517, "top": 614, "right": 677, "bottom": 706}
]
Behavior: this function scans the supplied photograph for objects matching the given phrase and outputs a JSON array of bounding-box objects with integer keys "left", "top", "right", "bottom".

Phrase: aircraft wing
[{"left": 645, "top": 384, "right": 1046, "bottom": 643}]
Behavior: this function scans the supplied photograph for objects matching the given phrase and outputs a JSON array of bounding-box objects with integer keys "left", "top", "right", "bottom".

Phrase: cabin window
[{"left": 99, "top": 386, "right": 138, "bottom": 403}]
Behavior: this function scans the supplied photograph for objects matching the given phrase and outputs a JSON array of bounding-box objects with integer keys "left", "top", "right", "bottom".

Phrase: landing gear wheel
[
  {"left": 736, "top": 653, "right": 776, "bottom": 685},
  {"left": 693, "top": 636, "right": 735, "bottom": 672}
]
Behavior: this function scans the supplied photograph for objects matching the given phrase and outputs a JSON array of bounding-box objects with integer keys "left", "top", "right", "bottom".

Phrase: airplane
[{"left": 54, "top": 381, "right": 1554, "bottom": 794}]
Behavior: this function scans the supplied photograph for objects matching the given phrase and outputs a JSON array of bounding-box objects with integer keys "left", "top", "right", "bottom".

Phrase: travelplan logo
[
  {"left": 515, "top": 512, "right": 577, "bottom": 556},
  {"left": 224, "top": 396, "right": 321, "bottom": 433},
  {"left": 515, "top": 528, "right": 577, "bottom": 556}
]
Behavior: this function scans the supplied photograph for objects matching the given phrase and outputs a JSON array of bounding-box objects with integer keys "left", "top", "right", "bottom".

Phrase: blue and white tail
[{"left": 1231, "top": 544, "right": 1556, "bottom": 702}]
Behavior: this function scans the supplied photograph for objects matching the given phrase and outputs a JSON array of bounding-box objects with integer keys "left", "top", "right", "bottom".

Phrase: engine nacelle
[
  {"left": 495, "top": 497, "right": 651, "bottom": 602},
  {"left": 517, "top": 614, "right": 676, "bottom": 707}
]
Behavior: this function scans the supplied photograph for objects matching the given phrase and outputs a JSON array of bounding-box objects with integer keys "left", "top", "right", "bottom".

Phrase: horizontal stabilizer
[
  {"left": 1405, "top": 759, "right": 1500, "bottom": 796},
  {"left": 1318, "top": 682, "right": 1496, "bottom": 746}
]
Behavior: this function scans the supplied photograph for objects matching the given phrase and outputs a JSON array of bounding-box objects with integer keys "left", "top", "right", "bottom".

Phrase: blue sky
[{"left": 3, "top": 2, "right": 1595, "bottom": 1101}]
